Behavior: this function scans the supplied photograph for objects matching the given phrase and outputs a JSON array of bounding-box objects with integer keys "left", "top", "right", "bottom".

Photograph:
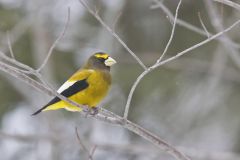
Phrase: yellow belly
[
  {"left": 64, "top": 82, "right": 109, "bottom": 111},
  {"left": 43, "top": 70, "right": 111, "bottom": 112}
]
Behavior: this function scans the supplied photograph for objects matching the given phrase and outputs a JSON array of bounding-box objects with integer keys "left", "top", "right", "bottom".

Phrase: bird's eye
[{"left": 98, "top": 58, "right": 105, "bottom": 63}]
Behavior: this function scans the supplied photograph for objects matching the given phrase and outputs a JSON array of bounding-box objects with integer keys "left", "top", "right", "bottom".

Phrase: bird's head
[{"left": 84, "top": 52, "right": 117, "bottom": 70}]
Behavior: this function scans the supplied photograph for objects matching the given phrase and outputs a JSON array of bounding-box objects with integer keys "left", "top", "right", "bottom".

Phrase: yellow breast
[{"left": 70, "top": 70, "right": 111, "bottom": 107}]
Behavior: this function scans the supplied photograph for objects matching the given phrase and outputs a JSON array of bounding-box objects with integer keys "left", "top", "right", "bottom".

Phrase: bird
[{"left": 32, "top": 52, "right": 116, "bottom": 115}]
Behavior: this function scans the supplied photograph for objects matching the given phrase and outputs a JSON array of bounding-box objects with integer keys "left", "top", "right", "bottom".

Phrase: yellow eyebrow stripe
[{"left": 94, "top": 53, "right": 109, "bottom": 59}]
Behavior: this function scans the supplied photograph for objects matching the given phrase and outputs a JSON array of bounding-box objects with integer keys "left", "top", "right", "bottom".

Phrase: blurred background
[{"left": 0, "top": 0, "right": 240, "bottom": 159}]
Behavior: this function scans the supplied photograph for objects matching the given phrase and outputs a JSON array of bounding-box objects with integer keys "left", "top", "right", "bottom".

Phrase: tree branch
[
  {"left": 152, "top": 18, "right": 240, "bottom": 70},
  {"left": 213, "top": 0, "right": 240, "bottom": 11},
  {"left": 2, "top": 1, "right": 240, "bottom": 160},
  {"left": 123, "top": 119, "right": 190, "bottom": 160},
  {"left": 123, "top": 16, "right": 240, "bottom": 122},
  {"left": 37, "top": 7, "right": 70, "bottom": 72},
  {"left": 157, "top": 0, "right": 182, "bottom": 63},
  {"left": 0, "top": 53, "right": 190, "bottom": 160},
  {"left": 198, "top": 12, "right": 210, "bottom": 38},
  {"left": 78, "top": 0, "right": 147, "bottom": 70},
  {"left": 150, "top": 0, "right": 240, "bottom": 49},
  {"left": 75, "top": 127, "right": 94, "bottom": 160},
  {"left": 124, "top": 0, "right": 182, "bottom": 119},
  {"left": 6, "top": 32, "right": 15, "bottom": 59},
  {"left": 204, "top": 0, "right": 240, "bottom": 70}
]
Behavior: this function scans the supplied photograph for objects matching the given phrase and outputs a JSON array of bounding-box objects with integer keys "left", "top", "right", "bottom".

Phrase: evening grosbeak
[{"left": 32, "top": 52, "right": 116, "bottom": 115}]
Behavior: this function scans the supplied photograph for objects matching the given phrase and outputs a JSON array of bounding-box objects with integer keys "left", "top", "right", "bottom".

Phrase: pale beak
[{"left": 104, "top": 57, "right": 117, "bottom": 66}]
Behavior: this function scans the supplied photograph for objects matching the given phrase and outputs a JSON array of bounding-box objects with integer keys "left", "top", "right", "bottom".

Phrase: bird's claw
[
  {"left": 82, "top": 105, "right": 90, "bottom": 112},
  {"left": 82, "top": 106, "right": 99, "bottom": 116},
  {"left": 89, "top": 107, "right": 99, "bottom": 115}
]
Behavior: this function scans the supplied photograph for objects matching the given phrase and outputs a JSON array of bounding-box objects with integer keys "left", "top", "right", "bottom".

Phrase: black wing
[{"left": 32, "top": 79, "right": 89, "bottom": 115}]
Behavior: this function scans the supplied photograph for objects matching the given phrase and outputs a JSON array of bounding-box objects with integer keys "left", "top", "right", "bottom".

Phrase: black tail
[
  {"left": 31, "top": 103, "right": 50, "bottom": 116},
  {"left": 32, "top": 103, "right": 50, "bottom": 116},
  {"left": 31, "top": 107, "right": 44, "bottom": 116},
  {"left": 31, "top": 96, "right": 60, "bottom": 116}
]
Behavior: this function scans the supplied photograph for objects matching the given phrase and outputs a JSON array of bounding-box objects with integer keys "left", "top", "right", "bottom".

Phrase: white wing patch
[
  {"left": 57, "top": 81, "right": 76, "bottom": 93},
  {"left": 88, "top": 69, "right": 95, "bottom": 73},
  {"left": 57, "top": 69, "right": 93, "bottom": 94}
]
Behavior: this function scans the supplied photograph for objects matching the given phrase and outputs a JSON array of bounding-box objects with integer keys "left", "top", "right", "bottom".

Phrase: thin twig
[
  {"left": 151, "top": 1, "right": 207, "bottom": 36},
  {"left": 197, "top": 12, "right": 210, "bottom": 38},
  {"left": 0, "top": 51, "right": 30, "bottom": 70},
  {"left": 124, "top": 0, "right": 182, "bottom": 119},
  {"left": 124, "top": 18, "right": 240, "bottom": 122},
  {"left": 150, "top": 0, "right": 240, "bottom": 49},
  {"left": 37, "top": 7, "right": 70, "bottom": 72},
  {"left": 1, "top": 15, "right": 33, "bottom": 53},
  {"left": 75, "top": 127, "right": 89, "bottom": 152},
  {"left": 0, "top": 60, "right": 89, "bottom": 111},
  {"left": 204, "top": 0, "right": 240, "bottom": 69},
  {"left": 6, "top": 31, "right": 15, "bottom": 59},
  {"left": 112, "top": 12, "right": 122, "bottom": 32},
  {"left": 78, "top": 0, "right": 147, "bottom": 70},
  {"left": 75, "top": 127, "right": 94, "bottom": 160},
  {"left": 166, "top": 15, "right": 174, "bottom": 25},
  {"left": 153, "top": 0, "right": 240, "bottom": 72},
  {"left": 124, "top": 70, "right": 148, "bottom": 119},
  {"left": 157, "top": 0, "right": 182, "bottom": 63},
  {"left": 89, "top": 145, "right": 97, "bottom": 160},
  {"left": 214, "top": 0, "right": 240, "bottom": 11},
  {"left": 0, "top": 51, "right": 47, "bottom": 85},
  {"left": 0, "top": 61, "right": 49, "bottom": 94},
  {"left": 152, "top": 19, "right": 240, "bottom": 69}
]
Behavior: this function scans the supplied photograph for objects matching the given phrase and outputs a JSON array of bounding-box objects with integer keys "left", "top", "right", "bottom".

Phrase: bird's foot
[
  {"left": 89, "top": 107, "right": 99, "bottom": 115},
  {"left": 82, "top": 105, "right": 90, "bottom": 112},
  {"left": 82, "top": 105, "right": 91, "bottom": 118},
  {"left": 82, "top": 106, "right": 99, "bottom": 116}
]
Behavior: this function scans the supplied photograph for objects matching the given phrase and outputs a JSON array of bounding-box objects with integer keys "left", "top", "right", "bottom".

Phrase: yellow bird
[{"left": 32, "top": 52, "right": 116, "bottom": 115}]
